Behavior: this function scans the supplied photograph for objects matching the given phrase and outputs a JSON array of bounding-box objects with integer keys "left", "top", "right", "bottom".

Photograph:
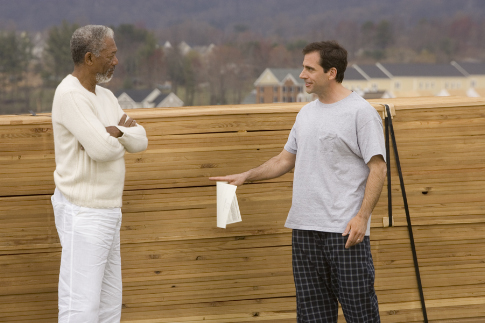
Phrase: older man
[{"left": 51, "top": 25, "right": 148, "bottom": 322}]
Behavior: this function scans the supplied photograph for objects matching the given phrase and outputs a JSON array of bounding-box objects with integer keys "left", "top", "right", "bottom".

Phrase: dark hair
[
  {"left": 302, "top": 41, "right": 347, "bottom": 83},
  {"left": 70, "top": 25, "right": 114, "bottom": 65}
]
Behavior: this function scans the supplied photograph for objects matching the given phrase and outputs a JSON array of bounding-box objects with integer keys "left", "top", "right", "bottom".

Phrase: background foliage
[{"left": 1, "top": 0, "right": 485, "bottom": 114}]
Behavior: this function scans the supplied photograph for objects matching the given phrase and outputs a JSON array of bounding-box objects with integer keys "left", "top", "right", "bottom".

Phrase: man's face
[
  {"left": 299, "top": 51, "right": 335, "bottom": 95},
  {"left": 94, "top": 37, "right": 118, "bottom": 84}
]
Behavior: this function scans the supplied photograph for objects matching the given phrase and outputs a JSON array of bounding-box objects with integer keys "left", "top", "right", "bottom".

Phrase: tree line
[{"left": 1, "top": 14, "right": 485, "bottom": 114}]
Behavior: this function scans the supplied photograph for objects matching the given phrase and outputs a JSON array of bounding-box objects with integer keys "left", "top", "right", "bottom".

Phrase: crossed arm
[
  {"left": 82, "top": 114, "right": 138, "bottom": 150},
  {"left": 106, "top": 114, "right": 137, "bottom": 138}
]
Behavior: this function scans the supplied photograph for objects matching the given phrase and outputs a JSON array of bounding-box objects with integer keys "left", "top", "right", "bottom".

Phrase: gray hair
[{"left": 70, "top": 25, "right": 114, "bottom": 65}]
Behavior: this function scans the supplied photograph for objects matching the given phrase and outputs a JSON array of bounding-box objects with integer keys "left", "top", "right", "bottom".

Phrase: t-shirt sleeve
[
  {"left": 357, "top": 110, "right": 386, "bottom": 164},
  {"left": 284, "top": 123, "right": 298, "bottom": 154}
]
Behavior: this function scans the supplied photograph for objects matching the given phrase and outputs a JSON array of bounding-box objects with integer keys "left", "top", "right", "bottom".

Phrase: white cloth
[
  {"left": 52, "top": 188, "right": 122, "bottom": 323},
  {"left": 51, "top": 74, "right": 148, "bottom": 208}
]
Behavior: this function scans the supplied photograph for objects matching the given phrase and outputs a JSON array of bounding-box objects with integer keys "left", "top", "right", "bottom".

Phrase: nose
[
  {"left": 299, "top": 69, "right": 306, "bottom": 79},
  {"left": 112, "top": 55, "right": 119, "bottom": 66}
]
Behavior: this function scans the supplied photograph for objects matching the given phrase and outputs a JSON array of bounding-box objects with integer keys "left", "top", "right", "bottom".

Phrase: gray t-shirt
[{"left": 284, "top": 92, "right": 386, "bottom": 236}]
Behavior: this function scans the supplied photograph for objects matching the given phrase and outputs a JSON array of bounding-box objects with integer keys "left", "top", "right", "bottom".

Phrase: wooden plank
[{"left": 1, "top": 97, "right": 485, "bottom": 322}]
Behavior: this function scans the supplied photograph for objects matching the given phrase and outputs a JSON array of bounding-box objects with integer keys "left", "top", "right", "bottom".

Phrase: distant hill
[{"left": 0, "top": 0, "right": 484, "bottom": 39}]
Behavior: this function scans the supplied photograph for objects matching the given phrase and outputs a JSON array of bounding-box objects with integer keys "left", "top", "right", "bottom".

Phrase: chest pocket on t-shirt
[
  {"left": 318, "top": 131, "right": 355, "bottom": 168},
  {"left": 318, "top": 132, "right": 338, "bottom": 154}
]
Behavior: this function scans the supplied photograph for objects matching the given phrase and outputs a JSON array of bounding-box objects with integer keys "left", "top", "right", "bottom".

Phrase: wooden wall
[{"left": 1, "top": 96, "right": 484, "bottom": 322}]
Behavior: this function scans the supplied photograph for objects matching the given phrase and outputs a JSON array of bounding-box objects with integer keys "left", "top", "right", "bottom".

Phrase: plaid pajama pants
[{"left": 292, "top": 229, "right": 380, "bottom": 323}]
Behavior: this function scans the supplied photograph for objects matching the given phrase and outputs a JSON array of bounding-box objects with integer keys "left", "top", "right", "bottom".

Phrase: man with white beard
[{"left": 51, "top": 25, "right": 148, "bottom": 322}]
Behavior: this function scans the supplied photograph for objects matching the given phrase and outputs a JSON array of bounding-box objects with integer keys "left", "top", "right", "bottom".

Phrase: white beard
[{"left": 96, "top": 67, "right": 114, "bottom": 84}]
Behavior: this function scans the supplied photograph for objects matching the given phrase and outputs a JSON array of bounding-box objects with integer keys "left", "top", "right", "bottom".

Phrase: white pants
[{"left": 52, "top": 189, "right": 123, "bottom": 323}]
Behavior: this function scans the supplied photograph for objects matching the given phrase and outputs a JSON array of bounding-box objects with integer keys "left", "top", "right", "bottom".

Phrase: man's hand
[
  {"left": 106, "top": 114, "right": 137, "bottom": 138},
  {"left": 209, "top": 150, "right": 295, "bottom": 186},
  {"left": 106, "top": 126, "right": 123, "bottom": 138},
  {"left": 118, "top": 114, "right": 137, "bottom": 127},
  {"left": 209, "top": 173, "right": 248, "bottom": 186},
  {"left": 342, "top": 215, "right": 368, "bottom": 249},
  {"left": 342, "top": 155, "right": 386, "bottom": 249}
]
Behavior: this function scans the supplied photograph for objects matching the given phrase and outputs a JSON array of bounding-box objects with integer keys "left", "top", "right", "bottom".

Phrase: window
[
  {"left": 394, "top": 82, "right": 401, "bottom": 89},
  {"left": 288, "top": 86, "right": 293, "bottom": 93},
  {"left": 260, "top": 97, "right": 264, "bottom": 103},
  {"left": 288, "top": 97, "right": 293, "bottom": 102},
  {"left": 282, "top": 97, "right": 287, "bottom": 102},
  {"left": 471, "top": 80, "right": 477, "bottom": 88},
  {"left": 273, "top": 97, "right": 278, "bottom": 102}
]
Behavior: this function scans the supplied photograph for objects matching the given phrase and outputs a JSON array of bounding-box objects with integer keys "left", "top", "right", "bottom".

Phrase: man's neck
[
  {"left": 72, "top": 66, "right": 97, "bottom": 94},
  {"left": 317, "top": 83, "right": 352, "bottom": 104}
]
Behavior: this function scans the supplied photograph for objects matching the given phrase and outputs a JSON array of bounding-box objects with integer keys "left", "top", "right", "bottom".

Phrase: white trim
[
  {"left": 254, "top": 68, "right": 278, "bottom": 86},
  {"left": 281, "top": 73, "right": 301, "bottom": 85},
  {"left": 376, "top": 63, "right": 394, "bottom": 78},
  {"left": 451, "top": 61, "right": 470, "bottom": 77},
  {"left": 352, "top": 65, "right": 371, "bottom": 81},
  {"left": 156, "top": 92, "right": 184, "bottom": 108}
]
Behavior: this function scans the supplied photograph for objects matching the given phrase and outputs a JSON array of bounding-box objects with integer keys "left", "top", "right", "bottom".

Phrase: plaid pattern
[{"left": 292, "top": 229, "right": 380, "bottom": 323}]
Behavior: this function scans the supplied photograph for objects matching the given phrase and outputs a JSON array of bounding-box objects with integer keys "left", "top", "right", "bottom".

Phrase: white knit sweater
[{"left": 52, "top": 75, "right": 148, "bottom": 208}]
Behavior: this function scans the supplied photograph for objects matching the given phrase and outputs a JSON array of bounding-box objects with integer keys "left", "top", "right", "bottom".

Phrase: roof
[
  {"left": 153, "top": 93, "right": 169, "bottom": 105},
  {"left": 269, "top": 68, "right": 304, "bottom": 85},
  {"left": 353, "top": 64, "right": 390, "bottom": 79},
  {"left": 115, "top": 89, "right": 154, "bottom": 102},
  {"left": 378, "top": 63, "right": 464, "bottom": 77},
  {"left": 269, "top": 67, "right": 367, "bottom": 82},
  {"left": 453, "top": 62, "right": 485, "bottom": 75},
  {"left": 344, "top": 67, "right": 367, "bottom": 81}
]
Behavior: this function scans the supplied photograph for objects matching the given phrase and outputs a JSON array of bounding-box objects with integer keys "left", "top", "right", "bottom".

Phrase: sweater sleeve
[
  {"left": 117, "top": 124, "right": 148, "bottom": 153},
  {"left": 59, "top": 91, "right": 126, "bottom": 162},
  {"left": 115, "top": 105, "right": 148, "bottom": 153}
]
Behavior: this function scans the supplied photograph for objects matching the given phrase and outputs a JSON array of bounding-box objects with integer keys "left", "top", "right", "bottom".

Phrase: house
[
  {"left": 451, "top": 61, "right": 485, "bottom": 89},
  {"left": 254, "top": 66, "right": 383, "bottom": 103},
  {"left": 376, "top": 63, "right": 466, "bottom": 97},
  {"left": 350, "top": 64, "right": 392, "bottom": 94},
  {"left": 253, "top": 61, "right": 485, "bottom": 101},
  {"left": 341, "top": 66, "right": 372, "bottom": 94},
  {"left": 162, "top": 41, "right": 215, "bottom": 58},
  {"left": 116, "top": 88, "right": 184, "bottom": 109},
  {"left": 254, "top": 68, "right": 306, "bottom": 103}
]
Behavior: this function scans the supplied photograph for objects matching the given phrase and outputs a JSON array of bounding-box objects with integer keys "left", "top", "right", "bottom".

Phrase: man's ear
[
  {"left": 84, "top": 52, "right": 95, "bottom": 66},
  {"left": 328, "top": 67, "right": 337, "bottom": 80}
]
